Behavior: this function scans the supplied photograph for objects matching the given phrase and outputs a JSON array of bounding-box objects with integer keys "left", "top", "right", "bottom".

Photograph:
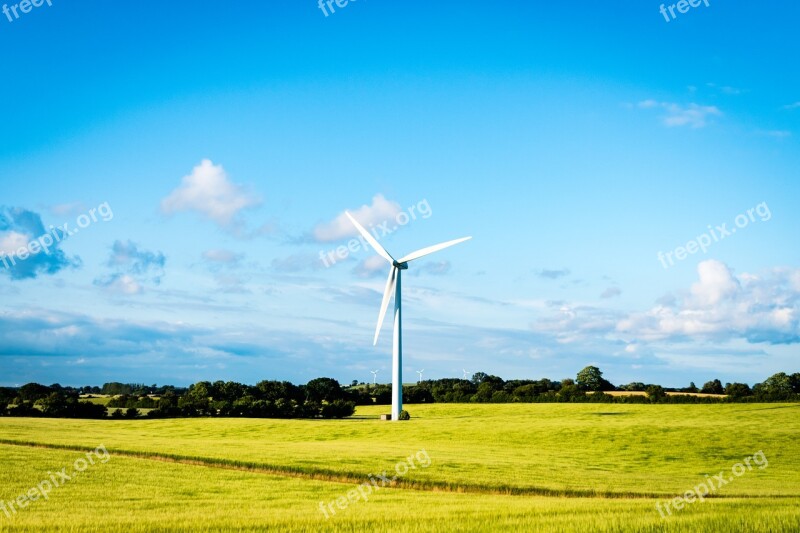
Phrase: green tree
[
  {"left": 39, "top": 392, "right": 68, "bottom": 416},
  {"left": 576, "top": 366, "right": 604, "bottom": 392},
  {"left": 471, "top": 372, "right": 487, "bottom": 385},
  {"left": 701, "top": 379, "right": 724, "bottom": 395},
  {"left": 760, "top": 372, "right": 792, "bottom": 397},
  {"left": 646, "top": 385, "right": 666, "bottom": 401},
  {"left": 19, "top": 383, "right": 51, "bottom": 402},
  {"left": 256, "top": 380, "right": 302, "bottom": 403},
  {"left": 724, "top": 382, "right": 752, "bottom": 399},
  {"left": 621, "top": 382, "right": 646, "bottom": 392},
  {"left": 790, "top": 373, "right": 800, "bottom": 394},
  {"left": 101, "top": 382, "right": 134, "bottom": 396},
  {"left": 471, "top": 382, "right": 495, "bottom": 402},
  {"left": 305, "top": 378, "right": 344, "bottom": 403},
  {"left": 320, "top": 400, "right": 356, "bottom": 419},
  {"left": 179, "top": 382, "right": 212, "bottom": 415},
  {"left": 558, "top": 383, "right": 586, "bottom": 401}
]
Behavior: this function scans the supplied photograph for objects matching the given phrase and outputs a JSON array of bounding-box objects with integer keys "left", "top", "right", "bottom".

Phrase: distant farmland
[{"left": 600, "top": 391, "right": 727, "bottom": 398}]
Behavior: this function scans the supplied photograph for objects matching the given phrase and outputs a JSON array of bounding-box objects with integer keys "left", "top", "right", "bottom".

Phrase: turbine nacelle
[{"left": 393, "top": 261, "right": 409, "bottom": 270}]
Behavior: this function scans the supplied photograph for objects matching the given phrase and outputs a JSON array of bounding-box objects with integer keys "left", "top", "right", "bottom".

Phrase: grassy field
[{"left": 1, "top": 403, "right": 799, "bottom": 532}]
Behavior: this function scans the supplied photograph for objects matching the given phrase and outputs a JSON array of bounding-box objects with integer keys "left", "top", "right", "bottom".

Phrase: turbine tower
[
  {"left": 416, "top": 369, "right": 425, "bottom": 383},
  {"left": 346, "top": 211, "right": 470, "bottom": 421},
  {"left": 370, "top": 369, "right": 379, "bottom": 385}
]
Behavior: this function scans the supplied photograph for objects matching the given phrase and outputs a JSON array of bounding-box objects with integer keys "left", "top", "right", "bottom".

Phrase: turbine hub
[{"left": 393, "top": 261, "right": 408, "bottom": 270}]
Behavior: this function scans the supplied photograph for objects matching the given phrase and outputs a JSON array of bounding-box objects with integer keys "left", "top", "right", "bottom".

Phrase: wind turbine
[
  {"left": 416, "top": 369, "right": 425, "bottom": 384},
  {"left": 370, "top": 369, "right": 379, "bottom": 385},
  {"left": 345, "top": 211, "right": 471, "bottom": 421},
  {"left": 463, "top": 369, "right": 470, "bottom": 380}
]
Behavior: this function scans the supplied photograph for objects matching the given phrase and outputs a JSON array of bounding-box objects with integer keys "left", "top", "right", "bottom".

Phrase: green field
[{"left": 1, "top": 403, "right": 799, "bottom": 532}]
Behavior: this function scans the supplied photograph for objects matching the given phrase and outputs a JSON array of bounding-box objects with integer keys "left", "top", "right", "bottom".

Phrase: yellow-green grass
[
  {"left": 2, "top": 404, "right": 798, "bottom": 496},
  {"left": 1, "top": 403, "right": 799, "bottom": 532},
  {"left": 78, "top": 396, "right": 111, "bottom": 406}
]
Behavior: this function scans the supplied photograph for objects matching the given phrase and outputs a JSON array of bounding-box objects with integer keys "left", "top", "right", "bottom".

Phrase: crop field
[{"left": 1, "top": 403, "right": 799, "bottom": 532}]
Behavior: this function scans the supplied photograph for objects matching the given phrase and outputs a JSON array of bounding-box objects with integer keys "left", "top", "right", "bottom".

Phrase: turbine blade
[
  {"left": 345, "top": 211, "right": 394, "bottom": 263},
  {"left": 398, "top": 236, "right": 472, "bottom": 263},
  {"left": 373, "top": 267, "right": 397, "bottom": 345}
]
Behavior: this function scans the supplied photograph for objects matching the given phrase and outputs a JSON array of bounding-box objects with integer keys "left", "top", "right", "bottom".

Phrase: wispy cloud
[
  {"left": 782, "top": 102, "right": 800, "bottom": 110},
  {"left": 537, "top": 268, "right": 571, "bottom": 280},
  {"left": 600, "top": 287, "right": 622, "bottom": 299},
  {"left": 419, "top": 260, "right": 452, "bottom": 276},
  {"left": 637, "top": 100, "right": 723, "bottom": 128},
  {"left": 312, "top": 194, "right": 401, "bottom": 243},
  {"left": 48, "top": 202, "right": 87, "bottom": 217},
  {"left": 202, "top": 249, "right": 243, "bottom": 266},
  {"left": 271, "top": 252, "right": 324, "bottom": 273},
  {"left": 352, "top": 255, "right": 386, "bottom": 278},
  {"left": 706, "top": 82, "right": 746, "bottom": 96},
  {"left": 756, "top": 129, "right": 792, "bottom": 139},
  {"left": 94, "top": 240, "right": 166, "bottom": 294}
]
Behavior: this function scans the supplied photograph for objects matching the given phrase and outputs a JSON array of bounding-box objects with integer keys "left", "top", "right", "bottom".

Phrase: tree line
[{"left": 1, "top": 367, "right": 798, "bottom": 420}]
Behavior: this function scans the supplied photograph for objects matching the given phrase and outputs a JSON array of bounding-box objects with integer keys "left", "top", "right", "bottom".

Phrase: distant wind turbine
[
  {"left": 416, "top": 369, "right": 425, "bottom": 383},
  {"left": 370, "top": 369, "right": 379, "bottom": 385},
  {"left": 463, "top": 369, "right": 470, "bottom": 380},
  {"left": 345, "top": 211, "right": 471, "bottom": 421}
]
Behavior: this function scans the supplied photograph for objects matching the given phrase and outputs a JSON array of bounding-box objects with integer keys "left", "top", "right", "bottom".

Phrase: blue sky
[{"left": 1, "top": 0, "right": 798, "bottom": 388}]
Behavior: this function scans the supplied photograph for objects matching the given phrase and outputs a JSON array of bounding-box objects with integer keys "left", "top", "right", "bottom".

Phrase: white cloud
[
  {"left": 49, "top": 202, "right": 87, "bottom": 216},
  {"left": 313, "top": 194, "right": 401, "bottom": 242},
  {"left": 421, "top": 260, "right": 452, "bottom": 276},
  {"left": 271, "top": 252, "right": 324, "bottom": 273},
  {"left": 202, "top": 249, "right": 242, "bottom": 264},
  {"left": 98, "top": 274, "right": 143, "bottom": 295},
  {"left": 689, "top": 260, "right": 740, "bottom": 306},
  {"left": 706, "top": 83, "right": 745, "bottom": 96},
  {"left": 528, "top": 261, "right": 800, "bottom": 348},
  {"left": 531, "top": 304, "right": 624, "bottom": 344},
  {"left": 617, "top": 260, "right": 800, "bottom": 344},
  {"left": 783, "top": 102, "right": 800, "bottom": 110},
  {"left": 94, "top": 241, "right": 165, "bottom": 293},
  {"left": 637, "top": 100, "right": 722, "bottom": 128},
  {"left": 536, "top": 268, "right": 571, "bottom": 280},
  {"left": 352, "top": 255, "right": 387, "bottom": 278},
  {"left": 161, "top": 159, "right": 261, "bottom": 230},
  {"left": 756, "top": 129, "right": 791, "bottom": 139},
  {"left": 600, "top": 287, "right": 622, "bottom": 299},
  {"left": 0, "top": 231, "right": 30, "bottom": 255}
]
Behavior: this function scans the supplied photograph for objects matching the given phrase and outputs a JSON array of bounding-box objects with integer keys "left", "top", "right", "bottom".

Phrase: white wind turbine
[
  {"left": 463, "top": 369, "right": 470, "bottom": 380},
  {"left": 416, "top": 369, "right": 425, "bottom": 383},
  {"left": 345, "top": 211, "right": 471, "bottom": 421},
  {"left": 370, "top": 369, "right": 379, "bottom": 385}
]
